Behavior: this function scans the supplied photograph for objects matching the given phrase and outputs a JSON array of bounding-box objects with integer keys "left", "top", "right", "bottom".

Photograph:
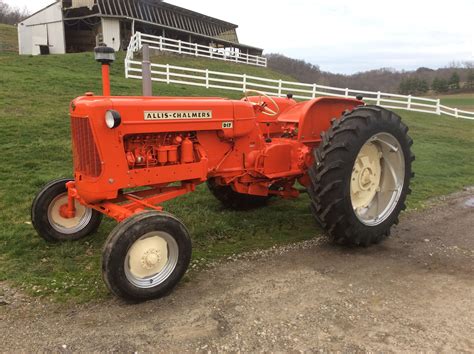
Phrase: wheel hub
[
  {"left": 142, "top": 249, "right": 162, "bottom": 270},
  {"left": 48, "top": 194, "right": 91, "bottom": 233},
  {"left": 351, "top": 143, "right": 382, "bottom": 209},
  {"left": 128, "top": 236, "right": 169, "bottom": 279}
]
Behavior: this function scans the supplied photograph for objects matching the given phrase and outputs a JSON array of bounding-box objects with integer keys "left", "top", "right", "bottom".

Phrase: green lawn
[
  {"left": 438, "top": 93, "right": 474, "bottom": 111},
  {"left": 0, "top": 25, "right": 473, "bottom": 303}
]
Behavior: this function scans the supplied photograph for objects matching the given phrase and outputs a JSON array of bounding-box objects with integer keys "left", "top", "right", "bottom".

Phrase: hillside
[
  {"left": 0, "top": 23, "right": 473, "bottom": 302},
  {"left": 0, "top": 24, "right": 294, "bottom": 95},
  {"left": 266, "top": 53, "right": 474, "bottom": 94},
  {"left": 0, "top": 23, "right": 17, "bottom": 52}
]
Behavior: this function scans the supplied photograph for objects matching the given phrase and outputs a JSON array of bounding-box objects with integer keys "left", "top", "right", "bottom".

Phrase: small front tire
[
  {"left": 102, "top": 211, "right": 192, "bottom": 302},
  {"left": 31, "top": 178, "right": 102, "bottom": 242}
]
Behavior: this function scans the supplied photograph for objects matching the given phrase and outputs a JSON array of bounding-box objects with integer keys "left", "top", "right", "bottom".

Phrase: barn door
[{"left": 32, "top": 24, "right": 48, "bottom": 55}]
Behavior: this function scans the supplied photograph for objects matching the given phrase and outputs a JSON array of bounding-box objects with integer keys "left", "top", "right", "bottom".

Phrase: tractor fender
[{"left": 277, "top": 97, "right": 364, "bottom": 143}]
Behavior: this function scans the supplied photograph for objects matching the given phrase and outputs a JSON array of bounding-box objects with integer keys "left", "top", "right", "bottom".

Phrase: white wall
[
  {"left": 101, "top": 18, "right": 121, "bottom": 51},
  {"left": 18, "top": 2, "right": 65, "bottom": 55}
]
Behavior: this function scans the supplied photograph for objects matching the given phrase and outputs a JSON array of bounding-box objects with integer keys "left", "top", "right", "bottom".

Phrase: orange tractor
[{"left": 32, "top": 47, "right": 414, "bottom": 301}]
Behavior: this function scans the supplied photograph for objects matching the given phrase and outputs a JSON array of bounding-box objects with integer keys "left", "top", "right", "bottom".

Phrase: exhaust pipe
[{"left": 142, "top": 44, "right": 153, "bottom": 96}]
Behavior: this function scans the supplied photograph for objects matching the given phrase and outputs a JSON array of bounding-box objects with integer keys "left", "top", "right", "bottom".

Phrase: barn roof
[
  {"left": 63, "top": 0, "right": 245, "bottom": 44},
  {"left": 23, "top": 1, "right": 263, "bottom": 52}
]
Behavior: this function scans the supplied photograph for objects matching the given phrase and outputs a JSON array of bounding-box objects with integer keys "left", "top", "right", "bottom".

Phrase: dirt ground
[{"left": 1, "top": 190, "right": 473, "bottom": 352}]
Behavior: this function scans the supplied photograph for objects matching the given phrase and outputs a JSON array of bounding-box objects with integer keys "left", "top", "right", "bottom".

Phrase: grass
[
  {"left": 0, "top": 24, "right": 473, "bottom": 303},
  {"left": 437, "top": 93, "right": 474, "bottom": 111},
  {"left": 0, "top": 24, "right": 17, "bottom": 52}
]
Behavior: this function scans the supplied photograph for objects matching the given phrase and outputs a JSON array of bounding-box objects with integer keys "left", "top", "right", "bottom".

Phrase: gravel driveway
[{"left": 1, "top": 190, "right": 473, "bottom": 352}]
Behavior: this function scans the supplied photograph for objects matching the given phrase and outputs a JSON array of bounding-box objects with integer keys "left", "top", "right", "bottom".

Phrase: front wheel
[
  {"left": 31, "top": 178, "right": 102, "bottom": 242},
  {"left": 308, "top": 106, "right": 414, "bottom": 246},
  {"left": 102, "top": 211, "right": 192, "bottom": 302}
]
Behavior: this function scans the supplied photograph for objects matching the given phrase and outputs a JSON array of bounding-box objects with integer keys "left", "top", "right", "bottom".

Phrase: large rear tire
[
  {"left": 31, "top": 178, "right": 102, "bottom": 242},
  {"left": 207, "top": 178, "right": 271, "bottom": 210},
  {"left": 308, "top": 106, "right": 414, "bottom": 246},
  {"left": 102, "top": 211, "right": 192, "bottom": 302}
]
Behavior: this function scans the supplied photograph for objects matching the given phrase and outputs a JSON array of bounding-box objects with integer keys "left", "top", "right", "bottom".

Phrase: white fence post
[
  {"left": 205, "top": 69, "right": 209, "bottom": 89},
  {"left": 408, "top": 95, "right": 412, "bottom": 110},
  {"left": 278, "top": 80, "right": 282, "bottom": 97},
  {"left": 312, "top": 84, "right": 317, "bottom": 98},
  {"left": 376, "top": 91, "right": 381, "bottom": 106},
  {"left": 166, "top": 64, "right": 170, "bottom": 84},
  {"left": 436, "top": 99, "right": 441, "bottom": 115},
  {"left": 129, "top": 32, "right": 266, "bottom": 67},
  {"left": 345, "top": 88, "right": 349, "bottom": 97},
  {"left": 455, "top": 108, "right": 459, "bottom": 118},
  {"left": 243, "top": 74, "right": 247, "bottom": 92}
]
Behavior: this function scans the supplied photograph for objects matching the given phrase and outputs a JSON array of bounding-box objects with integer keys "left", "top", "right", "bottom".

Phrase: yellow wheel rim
[
  {"left": 124, "top": 232, "right": 179, "bottom": 289},
  {"left": 350, "top": 133, "right": 405, "bottom": 226},
  {"left": 47, "top": 194, "right": 92, "bottom": 234}
]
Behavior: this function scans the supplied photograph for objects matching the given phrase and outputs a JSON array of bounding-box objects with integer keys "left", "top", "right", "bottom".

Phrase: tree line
[
  {"left": 398, "top": 71, "right": 474, "bottom": 95},
  {"left": 266, "top": 53, "right": 474, "bottom": 95},
  {"left": 0, "top": 0, "right": 29, "bottom": 26}
]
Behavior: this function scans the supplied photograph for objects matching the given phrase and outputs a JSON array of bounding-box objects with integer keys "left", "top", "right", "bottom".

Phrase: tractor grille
[{"left": 71, "top": 117, "right": 102, "bottom": 177}]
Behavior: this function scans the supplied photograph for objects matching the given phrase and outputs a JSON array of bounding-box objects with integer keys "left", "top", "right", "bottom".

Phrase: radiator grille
[{"left": 71, "top": 117, "right": 102, "bottom": 178}]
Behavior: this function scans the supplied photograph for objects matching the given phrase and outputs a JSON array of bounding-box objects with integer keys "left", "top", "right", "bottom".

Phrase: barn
[{"left": 17, "top": 0, "right": 263, "bottom": 56}]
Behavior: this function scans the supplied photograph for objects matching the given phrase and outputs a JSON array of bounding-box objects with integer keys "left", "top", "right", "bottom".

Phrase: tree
[
  {"left": 399, "top": 77, "right": 429, "bottom": 95},
  {"left": 432, "top": 78, "right": 449, "bottom": 93},
  {"left": 0, "top": 0, "right": 29, "bottom": 25},
  {"left": 465, "top": 70, "right": 474, "bottom": 90},
  {"left": 448, "top": 72, "right": 460, "bottom": 90},
  {"left": 418, "top": 79, "right": 429, "bottom": 94}
]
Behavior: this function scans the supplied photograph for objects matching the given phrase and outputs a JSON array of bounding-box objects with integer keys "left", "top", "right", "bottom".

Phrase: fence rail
[
  {"left": 127, "top": 32, "right": 267, "bottom": 67},
  {"left": 125, "top": 42, "right": 474, "bottom": 120}
]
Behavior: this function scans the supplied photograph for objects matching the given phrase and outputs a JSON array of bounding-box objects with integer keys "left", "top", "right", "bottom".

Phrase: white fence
[
  {"left": 124, "top": 48, "right": 474, "bottom": 120},
  {"left": 126, "top": 32, "right": 267, "bottom": 67}
]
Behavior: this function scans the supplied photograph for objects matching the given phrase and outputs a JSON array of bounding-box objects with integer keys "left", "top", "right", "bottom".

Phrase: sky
[{"left": 6, "top": 0, "right": 474, "bottom": 74}]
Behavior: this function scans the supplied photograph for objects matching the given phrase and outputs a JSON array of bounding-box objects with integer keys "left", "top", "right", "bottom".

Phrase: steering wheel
[{"left": 244, "top": 90, "right": 280, "bottom": 117}]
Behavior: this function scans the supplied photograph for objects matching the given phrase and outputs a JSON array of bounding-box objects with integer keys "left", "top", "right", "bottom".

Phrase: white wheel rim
[
  {"left": 350, "top": 133, "right": 405, "bottom": 226},
  {"left": 124, "top": 232, "right": 179, "bottom": 289},
  {"left": 47, "top": 193, "right": 92, "bottom": 234}
]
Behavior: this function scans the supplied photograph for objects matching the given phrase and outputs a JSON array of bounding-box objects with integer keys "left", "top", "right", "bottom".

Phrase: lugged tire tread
[{"left": 308, "top": 105, "right": 414, "bottom": 246}]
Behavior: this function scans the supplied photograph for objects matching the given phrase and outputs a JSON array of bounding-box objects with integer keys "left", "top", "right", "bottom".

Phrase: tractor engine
[{"left": 124, "top": 133, "right": 197, "bottom": 169}]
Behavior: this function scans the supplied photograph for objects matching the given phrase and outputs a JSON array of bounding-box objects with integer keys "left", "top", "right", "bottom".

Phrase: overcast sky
[{"left": 6, "top": 0, "right": 474, "bottom": 74}]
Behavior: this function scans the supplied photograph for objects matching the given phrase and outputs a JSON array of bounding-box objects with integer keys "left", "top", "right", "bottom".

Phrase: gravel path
[{"left": 1, "top": 190, "right": 473, "bottom": 352}]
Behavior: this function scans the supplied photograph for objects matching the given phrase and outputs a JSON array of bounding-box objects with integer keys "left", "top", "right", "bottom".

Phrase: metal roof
[{"left": 94, "top": 0, "right": 238, "bottom": 38}]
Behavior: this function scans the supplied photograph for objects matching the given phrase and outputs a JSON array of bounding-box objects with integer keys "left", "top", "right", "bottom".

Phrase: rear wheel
[
  {"left": 207, "top": 178, "right": 271, "bottom": 210},
  {"left": 102, "top": 211, "right": 192, "bottom": 302},
  {"left": 31, "top": 178, "right": 102, "bottom": 242},
  {"left": 308, "top": 106, "right": 414, "bottom": 246}
]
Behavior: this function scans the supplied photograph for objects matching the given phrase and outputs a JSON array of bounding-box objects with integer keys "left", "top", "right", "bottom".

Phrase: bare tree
[{"left": 0, "top": 0, "right": 29, "bottom": 25}]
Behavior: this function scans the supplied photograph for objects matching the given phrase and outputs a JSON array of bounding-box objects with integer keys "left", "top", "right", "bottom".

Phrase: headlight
[{"left": 105, "top": 110, "right": 121, "bottom": 129}]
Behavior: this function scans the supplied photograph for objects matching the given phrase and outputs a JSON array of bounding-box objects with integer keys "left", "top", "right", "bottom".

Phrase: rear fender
[{"left": 277, "top": 97, "right": 364, "bottom": 144}]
